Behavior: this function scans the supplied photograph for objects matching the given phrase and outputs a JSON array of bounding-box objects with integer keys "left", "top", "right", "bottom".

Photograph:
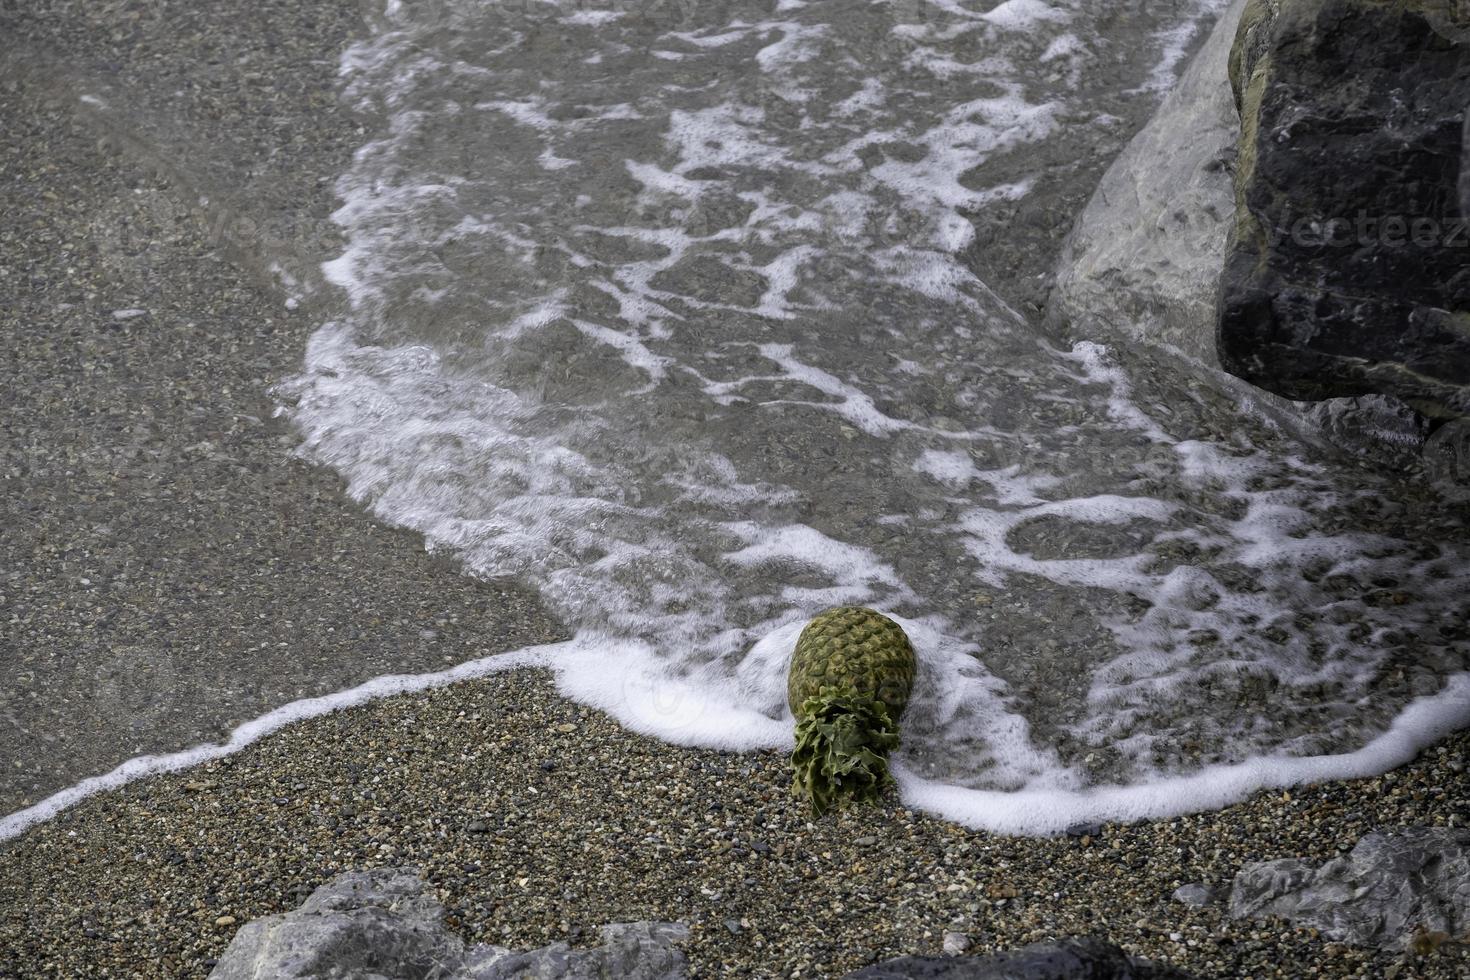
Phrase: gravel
[
  {"left": 0, "top": 0, "right": 566, "bottom": 812},
  {"left": 1, "top": 670, "right": 1465, "bottom": 978},
  {"left": 2, "top": 5, "right": 1466, "bottom": 979}
]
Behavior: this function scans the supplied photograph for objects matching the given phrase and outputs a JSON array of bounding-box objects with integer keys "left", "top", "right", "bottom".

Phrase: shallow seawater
[{"left": 281, "top": 0, "right": 1470, "bottom": 832}]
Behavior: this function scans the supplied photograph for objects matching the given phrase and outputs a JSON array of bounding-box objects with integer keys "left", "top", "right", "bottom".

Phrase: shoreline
[
  {"left": 2, "top": 667, "right": 1465, "bottom": 978},
  {"left": 5, "top": 637, "right": 1468, "bottom": 846},
  {"left": 0, "top": 645, "right": 557, "bottom": 845}
]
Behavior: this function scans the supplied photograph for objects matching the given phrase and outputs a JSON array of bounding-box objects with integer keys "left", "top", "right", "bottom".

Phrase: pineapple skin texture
[{"left": 787, "top": 606, "right": 916, "bottom": 721}]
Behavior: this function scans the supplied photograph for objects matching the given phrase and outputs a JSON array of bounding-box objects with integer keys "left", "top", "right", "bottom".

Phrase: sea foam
[
  {"left": 272, "top": 0, "right": 1470, "bottom": 833},
  {"left": 8, "top": 0, "right": 1464, "bottom": 840}
]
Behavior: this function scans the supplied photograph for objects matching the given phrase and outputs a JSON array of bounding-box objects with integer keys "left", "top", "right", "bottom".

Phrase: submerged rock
[
  {"left": 1229, "top": 827, "right": 1470, "bottom": 950},
  {"left": 842, "top": 937, "right": 1192, "bottom": 979},
  {"left": 209, "top": 868, "right": 688, "bottom": 979},
  {"left": 1423, "top": 417, "right": 1470, "bottom": 495},
  {"left": 1218, "top": 0, "right": 1470, "bottom": 418}
]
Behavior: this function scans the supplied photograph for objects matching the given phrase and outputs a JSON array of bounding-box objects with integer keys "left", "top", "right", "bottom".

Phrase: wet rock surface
[
  {"left": 842, "top": 937, "right": 1192, "bottom": 979},
  {"left": 1047, "top": 0, "right": 1244, "bottom": 369},
  {"left": 1229, "top": 827, "right": 1470, "bottom": 951},
  {"left": 1218, "top": 0, "right": 1470, "bottom": 417},
  {"left": 1048, "top": 0, "right": 1451, "bottom": 464},
  {"left": 209, "top": 868, "right": 688, "bottom": 980}
]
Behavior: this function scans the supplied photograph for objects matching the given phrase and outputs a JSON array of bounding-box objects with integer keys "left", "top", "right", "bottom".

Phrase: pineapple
[{"left": 787, "top": 606, "right": 916, "bottom": 816}]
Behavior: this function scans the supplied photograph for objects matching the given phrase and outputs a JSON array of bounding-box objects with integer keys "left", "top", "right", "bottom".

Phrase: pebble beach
[
  {"left": 3, "top": 4, "right": 1468, "bottom": 978},
  {"left": 0, "top": 0, "right": 564, "bottom": 813},
  {"left": 1, "top": 670, "right": 1467, "bottom": 978}
]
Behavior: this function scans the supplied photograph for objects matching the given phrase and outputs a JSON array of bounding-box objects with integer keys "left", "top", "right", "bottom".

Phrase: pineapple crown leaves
[{"left": 790, "top": 685, "right": 901, "bottom": 818}]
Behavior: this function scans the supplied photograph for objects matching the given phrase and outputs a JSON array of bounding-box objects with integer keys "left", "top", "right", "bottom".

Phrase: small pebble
[{"left": 1171, "top": 883, "right": 1217, "bottom": 906}]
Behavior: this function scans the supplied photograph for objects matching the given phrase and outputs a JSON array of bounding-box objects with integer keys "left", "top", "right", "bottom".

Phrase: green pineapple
[{"left": 787, "top": 606, "right": 916, "bottom": 816}]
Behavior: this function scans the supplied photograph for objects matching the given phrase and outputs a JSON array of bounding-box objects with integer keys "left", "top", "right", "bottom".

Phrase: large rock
[
  {"left": 1218, "top": 0, "right": 1470, "bottom": 418},
  {"left": 1047, "top": 0, "right": 1444, "bottom": 463},
  {"left": 1229, "top": 827, "right": 1470, "bottom": 950},
  {"left": 468, "top": 922, "right": 688, "bottom": 980},
  {"left": 842, "top": 937, "right": 1191, "bottom": 979},
  {"left": 208, "top": 869, "right": 461, "bottom": 979},
  {"left": 1046, "top": 0, "right": 1246, "bottom": 368},
  {"left": 209, "top": 868, "right": 688, "bottom": 980}
]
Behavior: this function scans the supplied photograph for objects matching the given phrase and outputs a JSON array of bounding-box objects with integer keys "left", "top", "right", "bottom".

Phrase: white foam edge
[
  {"left": 0, "top": 634, "right": 790, "bottom": 844},
  {"left": 6, "top": 645, "right": 1465, "bottom": 844},
  {"left": 897, "top": 672, "right": 1470, "bottom": 836},
  {"left": 0, "top": 643, "right": 557, "bottom": 843}
]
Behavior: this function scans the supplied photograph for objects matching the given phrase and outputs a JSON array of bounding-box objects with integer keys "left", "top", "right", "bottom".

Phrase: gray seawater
[{"left": 281, "top": 0, "right": 1469, "bottom": 829}]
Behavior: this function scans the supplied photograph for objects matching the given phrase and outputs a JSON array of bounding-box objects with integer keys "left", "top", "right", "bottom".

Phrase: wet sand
[{"left": 0, "top": 0, "right": 566, "bottom": 813}]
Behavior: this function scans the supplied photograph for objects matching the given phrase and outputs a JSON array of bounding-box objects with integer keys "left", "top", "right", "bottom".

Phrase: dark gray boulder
[
  {"left": 1229, "top": 827, "right": 1470, "bottom": 950},
  {"left": 841, "top": 938, "right": 1192, "bottom": 979},
  {"left": 1045, "top": 0, "right": 1433, "bottom": 462},
  {"left": 1218, "top": 0, "right": 1470, "bottom": 418},
  {"left": 209, "top": 868, "right": 688, "bottom": 979}
]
